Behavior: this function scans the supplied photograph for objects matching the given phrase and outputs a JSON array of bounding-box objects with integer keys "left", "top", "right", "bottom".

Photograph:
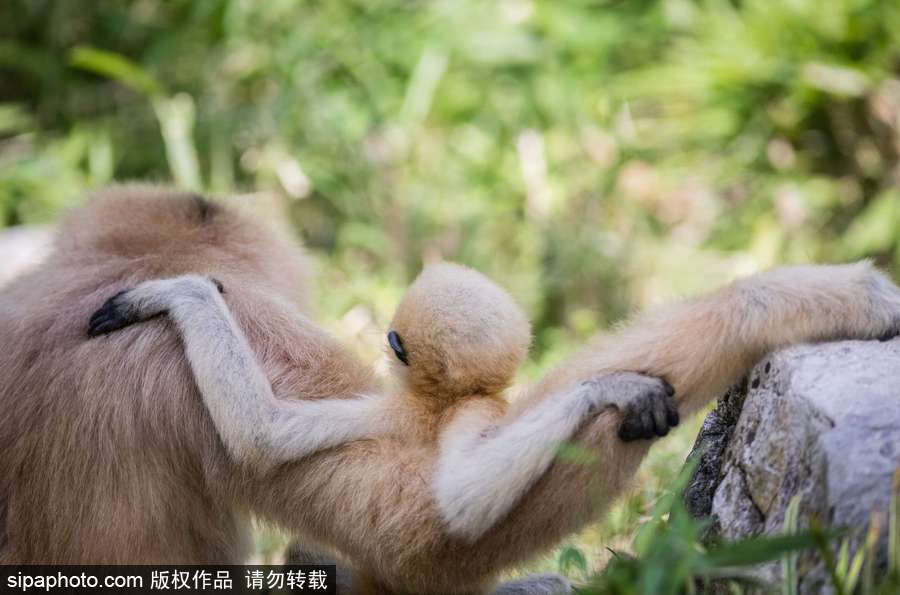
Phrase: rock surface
[{"left": 685, "top": 338, "right": 900, "bottom": 593}]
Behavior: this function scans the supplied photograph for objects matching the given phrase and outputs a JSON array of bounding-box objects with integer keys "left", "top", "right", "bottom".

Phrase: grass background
[{"left": 3, "top": 0, "right": 900, "bottom": 590}]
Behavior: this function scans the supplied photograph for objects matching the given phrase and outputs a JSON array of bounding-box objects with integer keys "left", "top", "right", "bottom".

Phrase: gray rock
[
  {"left": 683, "top": 381, "right": 749, "bottom": 527},
  {"left": 490, "top": 574, "right": 572, "bottom": 595},
  {"left": 685, "top": 338, "right": 900, "bottom": 593}
]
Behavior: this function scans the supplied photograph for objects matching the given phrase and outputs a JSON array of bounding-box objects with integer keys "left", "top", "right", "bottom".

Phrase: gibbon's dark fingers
[
  {"left": 877, "top": 318, "right": 900, "bottom": 342},
  {"left": 617, "top": 385, "right": 679, "bottom": 442},
  {"left": 87, "top": 290, "right": 145, "bottom": 337},
  {"left": 577, "top": 372, "right": 679, "bottom": 441},
  {"left": 88, "top": 276, "right": 224, "bottom": 337}
]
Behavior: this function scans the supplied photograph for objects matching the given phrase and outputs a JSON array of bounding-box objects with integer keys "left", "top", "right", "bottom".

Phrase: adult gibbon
[{"left": 1, "top": 186, "right": 898, "bottom": 595}]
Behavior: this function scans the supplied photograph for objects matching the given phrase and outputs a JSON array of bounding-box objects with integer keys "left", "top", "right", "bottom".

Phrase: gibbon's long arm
[
  {"left": 89, "top": 275, "right": 679, "bottom": 539},
  {"left": 516, "top": 261, "right": 900, "bottom": 419},
  {"left": 88, "top": 276, "right": 393, "bottom": 471}
]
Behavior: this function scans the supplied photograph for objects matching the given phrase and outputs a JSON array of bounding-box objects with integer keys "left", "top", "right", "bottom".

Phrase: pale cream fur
[{"left": 2, "top": 186, "right": 899, "bottom": 595}]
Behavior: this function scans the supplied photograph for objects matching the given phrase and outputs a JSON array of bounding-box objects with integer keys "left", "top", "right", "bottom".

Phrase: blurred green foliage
[
  {"left": 3, "top": 0, "right": 900, "bottom": 584},
  {"left": 5, "top": 0, "right": 900, "bottom": 364}
]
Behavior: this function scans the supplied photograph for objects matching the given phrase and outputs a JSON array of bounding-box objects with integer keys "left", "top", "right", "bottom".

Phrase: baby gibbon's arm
[
  {"left": 432, "top": 372, "right": 677, "bottom": 541},
  {"left": 88, "top": 276, "right": 393, "bottom": 471}
]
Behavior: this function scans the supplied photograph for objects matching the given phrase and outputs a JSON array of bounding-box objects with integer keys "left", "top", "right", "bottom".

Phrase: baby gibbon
[{"left": 89, "top": 262, "right": 678, "bottom": 540}]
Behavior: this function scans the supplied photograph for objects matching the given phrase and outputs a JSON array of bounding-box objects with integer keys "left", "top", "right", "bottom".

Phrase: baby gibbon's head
[{"left": 387, "top": 262, "right": 531, "bottom": 401}]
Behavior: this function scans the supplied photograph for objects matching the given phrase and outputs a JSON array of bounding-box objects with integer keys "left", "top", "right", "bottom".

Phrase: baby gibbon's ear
[{"left": 389, "top": 262, "right": 531, "bottom": 399}]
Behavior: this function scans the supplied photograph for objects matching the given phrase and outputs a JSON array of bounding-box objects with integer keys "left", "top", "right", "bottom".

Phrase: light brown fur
[
  {"left": 389, "top": 263, "right": 530, "bottom": 401},
  {"left": 381, "top": 262, "right": 529, "bottom": 440},
  {"left": 2, "top": 186, "right": 899, "bottom": 595}
]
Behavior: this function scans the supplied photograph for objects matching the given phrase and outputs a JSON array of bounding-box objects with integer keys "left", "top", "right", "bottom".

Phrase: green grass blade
[
  {"left": 68, "top": 46, "right": 164, "bottom": 97},
  {"left": 782, "top": 494, "right": 801, "bottom": 595}
]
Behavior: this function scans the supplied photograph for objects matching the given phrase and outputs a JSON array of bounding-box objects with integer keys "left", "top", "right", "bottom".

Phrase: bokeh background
[{"left": 3, "top": 0, "right": 900, "bottom": 581}]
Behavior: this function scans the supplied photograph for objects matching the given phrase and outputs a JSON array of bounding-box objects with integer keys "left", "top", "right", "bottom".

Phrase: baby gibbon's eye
[{"left": 387, "top": 330, "right": 409, "bottom": 366}]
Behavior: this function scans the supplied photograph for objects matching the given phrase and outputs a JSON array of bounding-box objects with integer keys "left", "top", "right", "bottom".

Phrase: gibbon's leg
[
  {"left": 433, "top": 372, "right": 678, "bottom": 541},
  {"left": 88, "top": 275, "right": 394, "bottom": 472}
]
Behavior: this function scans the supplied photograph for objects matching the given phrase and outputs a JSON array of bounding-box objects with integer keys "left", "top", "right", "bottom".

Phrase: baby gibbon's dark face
[{"left": 388, "top": 330, "right": 409, "bottom": 365}]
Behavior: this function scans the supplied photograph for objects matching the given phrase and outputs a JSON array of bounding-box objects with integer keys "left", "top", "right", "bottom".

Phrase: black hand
[
  {"left": 87, "top": 291, "right": 142, "bottom": 337},
  {"left": 617, "top": 380, "right": 679, "bottom": 442}
]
